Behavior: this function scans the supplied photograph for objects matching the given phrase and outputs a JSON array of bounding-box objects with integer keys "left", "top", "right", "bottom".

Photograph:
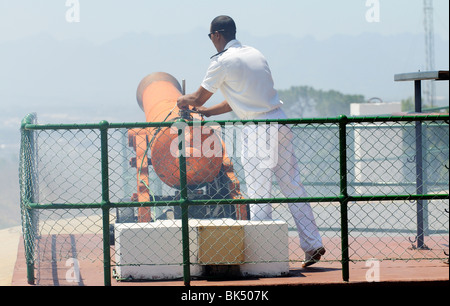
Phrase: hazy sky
[{"left": 0, "top": 0, "right": 448, "bottom": 43}]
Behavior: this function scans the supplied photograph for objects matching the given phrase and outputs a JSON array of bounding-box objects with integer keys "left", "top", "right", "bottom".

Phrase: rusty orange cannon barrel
[{"left": 134, "top": 72, "right": 223, "bottom": 188}]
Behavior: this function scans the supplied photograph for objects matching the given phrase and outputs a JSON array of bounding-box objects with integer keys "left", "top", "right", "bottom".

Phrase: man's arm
[
  {"left": 195, "top": 100, "right": 232, "bottom": 117},
  {"left": 177, "top": 86, "right": 213, "bottom": 109}
]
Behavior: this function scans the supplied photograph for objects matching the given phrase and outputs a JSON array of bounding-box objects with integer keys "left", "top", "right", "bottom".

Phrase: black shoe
[{"left": 302, "top": 247, "right": 326, "bottom": 268}]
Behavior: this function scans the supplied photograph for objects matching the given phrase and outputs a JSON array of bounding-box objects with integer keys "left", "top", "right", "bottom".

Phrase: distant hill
[
  {"left": 0, "top": 30, "right": 448, "bottom": 228},
  {"left": 0, "top": 29, "right": 448, "bottom": 122}
]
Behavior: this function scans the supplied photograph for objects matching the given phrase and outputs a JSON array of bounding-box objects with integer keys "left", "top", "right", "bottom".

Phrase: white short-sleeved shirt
[{"left": 201, "top": 40, "right": 283, "bottom": 120}]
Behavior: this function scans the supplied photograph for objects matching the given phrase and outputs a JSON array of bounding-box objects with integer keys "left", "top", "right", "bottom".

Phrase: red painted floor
[{"left": 12, "top": 235, "right": 449, "bottom": 287}]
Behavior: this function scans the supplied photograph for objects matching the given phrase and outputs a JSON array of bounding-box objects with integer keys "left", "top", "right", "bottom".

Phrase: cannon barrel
[
  {"left": 129, "top": 72, "right": 246, "bottom": 222},
  {"left": 134, "top": 72, "right": 223, "bottom": 188}
]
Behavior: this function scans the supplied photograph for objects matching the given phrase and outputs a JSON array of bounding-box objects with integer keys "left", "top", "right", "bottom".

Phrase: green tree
[
  {"left": 401, "top": 97, "right": 414, "bottom": 112},
  {"left": 278, "top": 85, "right": 365, "bottom": 118}
]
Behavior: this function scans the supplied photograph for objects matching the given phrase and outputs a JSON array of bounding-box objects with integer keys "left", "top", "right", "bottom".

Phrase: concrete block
[
  {"left": 114, "top": 220, "right": 200, "bottom": 280},
  {"left": 240, "top": 221, "right": 289, "bottom": 277},
  {"left": 114, "top": 219, "right": 289, "bottom": 280}
]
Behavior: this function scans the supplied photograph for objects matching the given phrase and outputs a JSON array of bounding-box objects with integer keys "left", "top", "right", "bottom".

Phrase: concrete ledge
[
  {"left": 0, "top": 226, "right": 21, "bottom": 286},
  {"left": 114, "top": 219, "right": 289, "bottom": 280}
]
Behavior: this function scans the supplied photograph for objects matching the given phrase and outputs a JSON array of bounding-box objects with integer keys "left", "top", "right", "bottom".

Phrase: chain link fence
[{"left": 19, "top": 113, "right": 449, "bottom": 285}]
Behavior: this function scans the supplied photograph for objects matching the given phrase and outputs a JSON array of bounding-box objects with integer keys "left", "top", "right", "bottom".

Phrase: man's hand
[
  {"left": 177, "top": 86, "right": 214, "bottom": 110},
  {"left": 177, "top": 95, "right": 190, "bottom": 110}
]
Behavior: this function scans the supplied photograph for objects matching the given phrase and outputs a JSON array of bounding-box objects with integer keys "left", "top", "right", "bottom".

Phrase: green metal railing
[{"left": 20, "top": 113, "right": 449, "bottom": 286}]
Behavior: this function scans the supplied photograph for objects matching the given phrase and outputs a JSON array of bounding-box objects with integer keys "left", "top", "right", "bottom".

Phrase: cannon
[{"left": 127, "top": 72, "right": 247, "bottom": 222}]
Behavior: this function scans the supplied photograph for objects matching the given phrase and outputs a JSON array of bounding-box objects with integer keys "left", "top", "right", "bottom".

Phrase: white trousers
[{"left": 240, "top": 108, "right": 323, "bottom": 253}]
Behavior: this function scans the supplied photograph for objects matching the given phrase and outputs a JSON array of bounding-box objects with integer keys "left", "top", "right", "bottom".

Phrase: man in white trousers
[{"left": 177, "top": 15, "right": 325, "bottom": 267}]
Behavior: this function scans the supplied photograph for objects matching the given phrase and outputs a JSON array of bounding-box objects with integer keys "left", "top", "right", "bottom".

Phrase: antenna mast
[{"left": 423, "top": 0, "right": 435, "bottom": 107}]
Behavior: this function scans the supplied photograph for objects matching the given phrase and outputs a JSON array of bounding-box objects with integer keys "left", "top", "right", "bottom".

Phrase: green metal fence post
[
  {"left": 20, "top": 113, "right": 37, "bottom": 285},
  {"left": 338, "top": 115, "right": 350, "bottom": 282},
  {"left": 177, "top": 120, "right": 191, "bottom": 286},
  {"left": 99, "top": 120, "right": 112, "bottom": 286}
]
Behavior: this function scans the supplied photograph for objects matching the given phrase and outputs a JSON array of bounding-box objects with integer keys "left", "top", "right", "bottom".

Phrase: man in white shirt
[{"left": 177, "top": 15, "right": 325, "bottom": 267}]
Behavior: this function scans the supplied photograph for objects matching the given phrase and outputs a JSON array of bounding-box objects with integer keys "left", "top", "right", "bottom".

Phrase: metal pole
[
  {"left": 338, "top": 115, "right": 350, "bottom": 282},
  {"left": 414, "top": 80, "right": 426, "bottom": 249},
  {"left": 99, "top": 120, "right": 112, "bottom": 286},
  {"left": 177, "top": 120, "right": 191, "bottom": 286},
  {"left": 20, "top": 114, "right": 37, "bottom": 285}
]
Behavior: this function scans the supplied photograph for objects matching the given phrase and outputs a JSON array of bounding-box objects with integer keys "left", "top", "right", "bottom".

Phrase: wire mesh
[{"left": 19, "top": 115, "right": 449, "bottom": 285}]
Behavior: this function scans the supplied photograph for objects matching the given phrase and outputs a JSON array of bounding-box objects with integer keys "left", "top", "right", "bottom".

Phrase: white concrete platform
[{"left": 114, "top": 219, "right": 289, "bottom": 280}]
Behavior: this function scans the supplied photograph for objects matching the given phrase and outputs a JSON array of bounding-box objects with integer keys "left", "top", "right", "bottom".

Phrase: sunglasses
[{"left": 208, "top": 29, "right": 225, "bottom": 39}]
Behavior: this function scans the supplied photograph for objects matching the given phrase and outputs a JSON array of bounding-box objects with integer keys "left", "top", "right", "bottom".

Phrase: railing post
[
  {"left": 414, "top": 80, "right": 427, "bottom": 249},
  {"left": 338, "top": 115, "right": 350, "bottom": 282},
  {"left": 99, "top": 120, "right": 112, "bottom": 286},
  {"left": 20, "top": 113, "right": 38, "bottom": 285},
  {"left": 177, "top": 120, "right": 191, "bottom": 286}
]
